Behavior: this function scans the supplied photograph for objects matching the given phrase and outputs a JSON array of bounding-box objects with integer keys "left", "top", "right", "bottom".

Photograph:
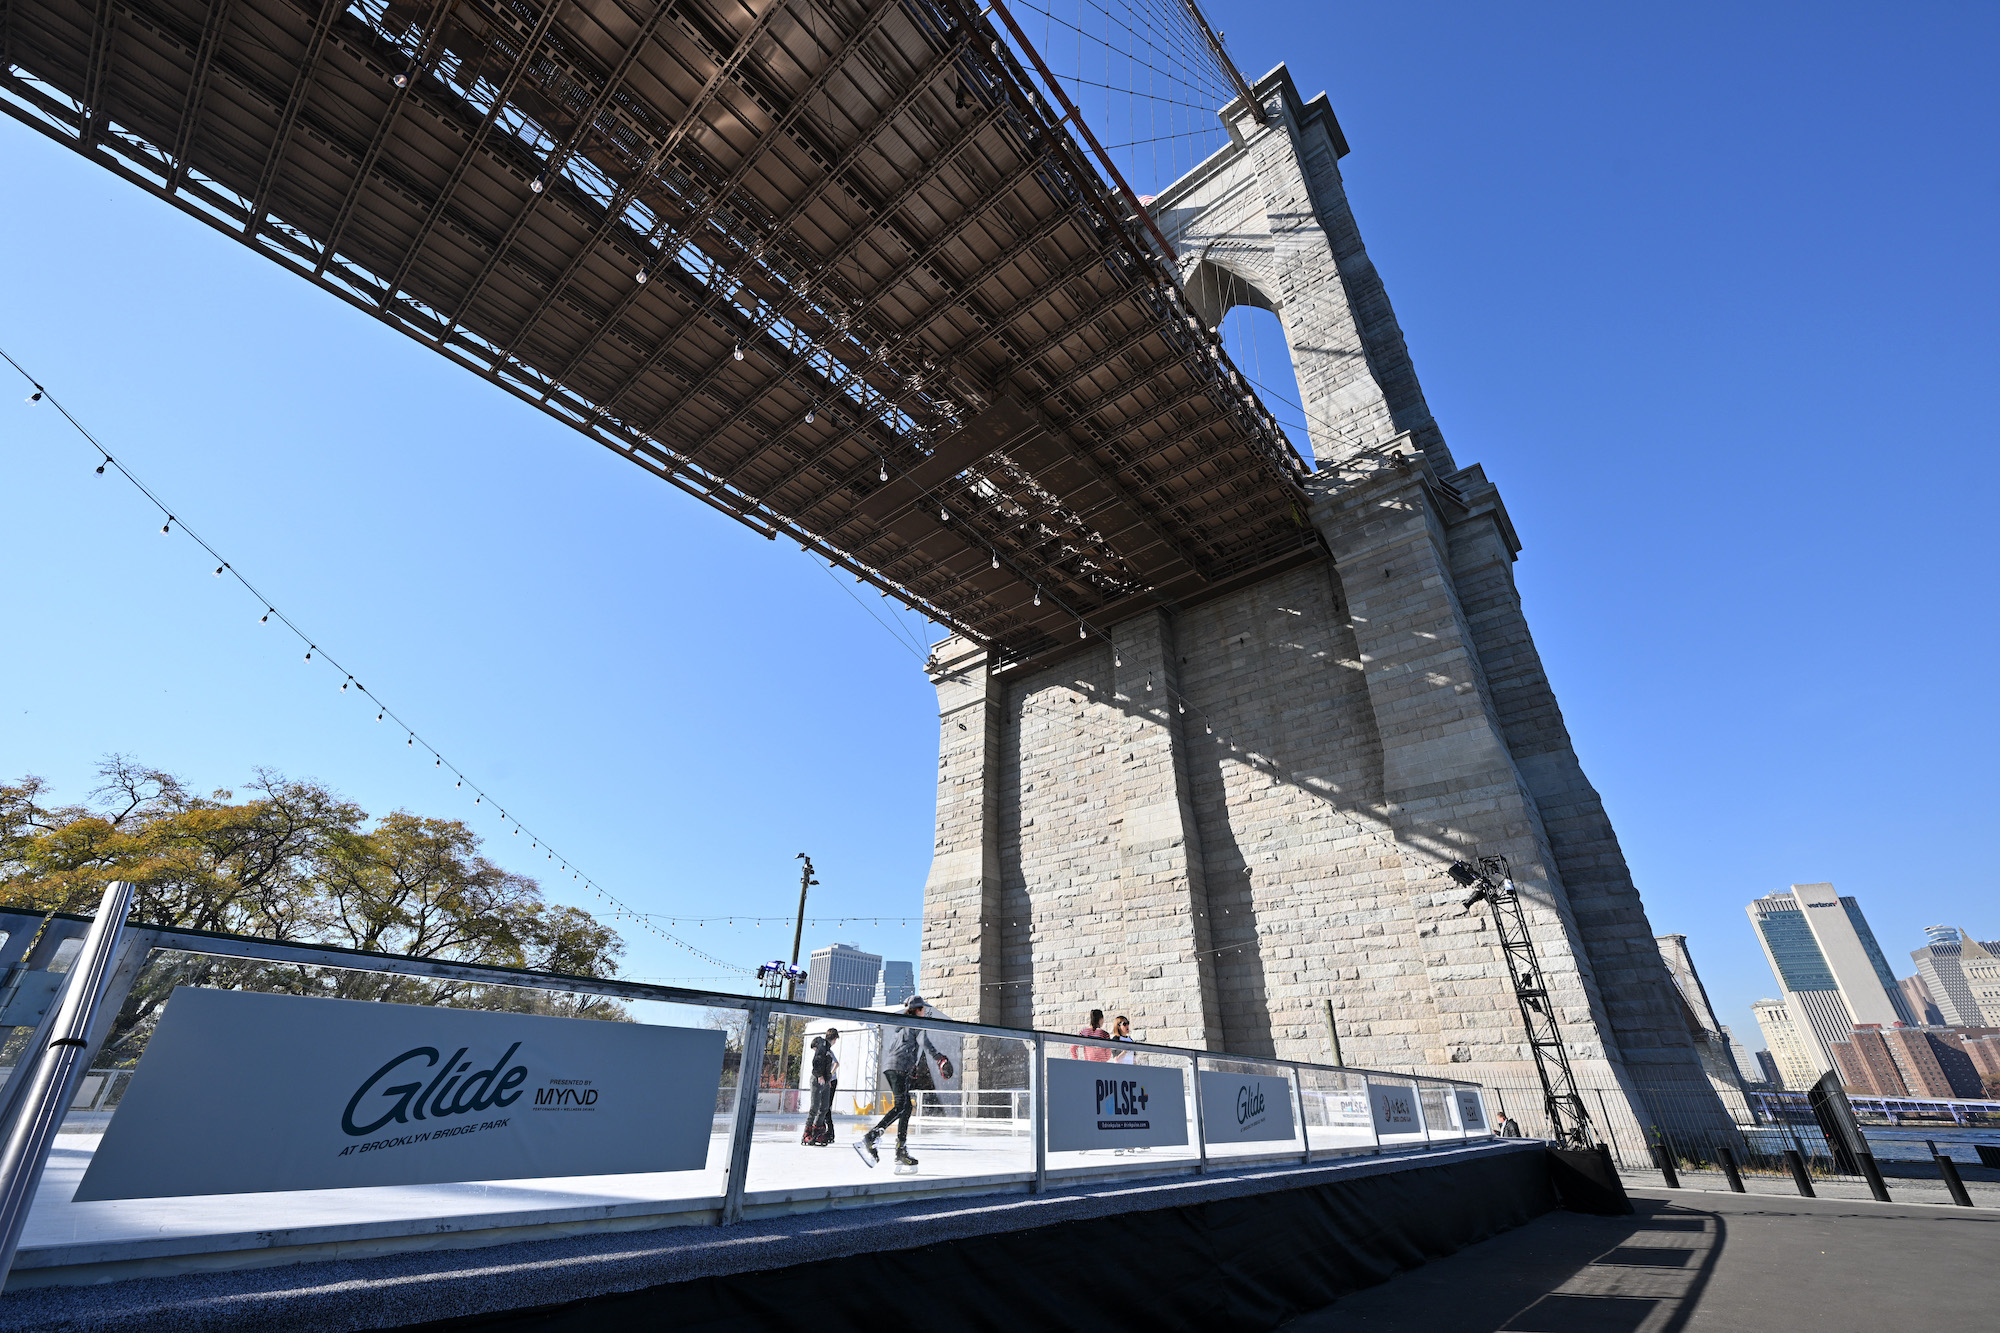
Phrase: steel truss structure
[{"left": 1, "top": 0, "right": 1318, "bottom": 665}]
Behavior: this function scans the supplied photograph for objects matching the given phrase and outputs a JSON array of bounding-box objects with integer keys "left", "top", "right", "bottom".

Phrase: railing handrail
[{"left": 0, "top": 908, "right": 1487, "bottom": 1090}]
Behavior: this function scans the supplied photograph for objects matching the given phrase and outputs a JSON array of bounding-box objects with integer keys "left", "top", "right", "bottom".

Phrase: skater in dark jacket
[
  {"left": 803, "top": 1028, "right": 840, "bottom": 1146},
  {"left": 856, "top": 997, "right": 952, "bottom": 1168}
]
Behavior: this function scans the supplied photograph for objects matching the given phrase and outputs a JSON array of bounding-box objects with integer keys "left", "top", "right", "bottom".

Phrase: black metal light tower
[{"left": 1450, "top": 855, "right": 1596, "bottom": 1148}]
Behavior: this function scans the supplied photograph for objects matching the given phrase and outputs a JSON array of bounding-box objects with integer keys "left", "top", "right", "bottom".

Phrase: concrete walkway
[{"left": 1283, "top": 1186, "right": 2000, "bottom": 1333}]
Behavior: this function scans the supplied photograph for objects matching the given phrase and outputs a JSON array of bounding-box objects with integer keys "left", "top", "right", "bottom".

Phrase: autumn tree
[{"left": 1, "top": 757, "right": 629, "bottom": 1063}]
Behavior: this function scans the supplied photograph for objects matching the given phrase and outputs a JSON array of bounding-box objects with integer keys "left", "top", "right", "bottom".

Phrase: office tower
[
  {"left": 874, "top": 960, "right": 915, "bottom": 1007},
  {"left": 1911, "top": 926, "right": 1981, "bottom": 1026},
  {"left": 804, "top": 942, "right": 882, "bottom": 1010},
  {"left": 1746, "top": 885, "right": 1914, "bottom": 1074},
  {"left": 1752, "top": 997, "right": 1820, "bottom": 1091},
  {"left": 1721, "top": 1027, "right": 1760, "bottom": 1085},
  {"left": 1753, "top": 1050, "right": 1782, "bottom": 1088},
  {"left": 1899, "top": 972, "right": 1946, "bottom": 1027},
  {"left": 1962, "top": 937, "right": 2000, "bottom": 1025}
]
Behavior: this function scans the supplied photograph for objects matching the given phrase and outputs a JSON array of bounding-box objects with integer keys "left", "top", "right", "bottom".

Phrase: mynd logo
[{"left": 342, "top": 1042, "right": 528, "bottom": 1137}]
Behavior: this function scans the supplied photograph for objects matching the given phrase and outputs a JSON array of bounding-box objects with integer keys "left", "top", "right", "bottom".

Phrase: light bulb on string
[
  {"left": 991, "top": 551, "right": 999, "bottom": 569},
  {"left": 1177, "top": 699, "right": 1185, "bottom": 714},
  {"left": 161, "top": 519, "right": 172, "bottom": 534},
  {"left": 26, "top": 387, "right": 43, "bottom": 403},
  {"left": 393, "top": 71, "right": 409, "bottom": 87},
  {"left": 733, "top": 343, "right": 745, "bottom": 361},
  {"left": 804, "top": 405, "right": 815, "bottom": 424},
  {"left": 474, "top": 796, "right": 481, "bottom": 804},
  {"left": 1032, "top": 587, "right": 1041, "bottom": 607},
  {"left": 304, "top": 648, "right": 312, "bottom": 661},
  {"left": 530, "top": 172, "right": 546, "bottom": 193},
  {"left": 939, "top": 505, "right": 949, "bottom": 521},
  {"left": 259, "top": 609, "right": 270, "bottom": 623},
  {"left": 635, "top": 266, "right": 649, "bottom": 285},
  {"left": 879, "top": 460, "right": 888, "bottom": 482},
  {"left": 376, "top": 711, "right": 384, "bottom": 722},
  {"left": 340, "top": 679, "right": 350, "bottom": 692},
  {"left": 1078, "top": 623, "right": 1086, "bottom": 639},
  {"left": 213, "top": 564, "right": 225, "bottom": 576},
  {"left": 95, "top": 460, "right": 106, "bottom": 474}
]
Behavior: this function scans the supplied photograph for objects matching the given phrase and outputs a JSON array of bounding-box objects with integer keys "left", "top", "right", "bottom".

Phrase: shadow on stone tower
[{"left": 920, "top": 65, "right": 1728, "bottom": 1134}]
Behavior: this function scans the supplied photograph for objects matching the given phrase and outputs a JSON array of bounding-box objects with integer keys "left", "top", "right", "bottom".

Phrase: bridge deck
[{"left": 2, "top": 0, "right": 1313, "bottom": 664}]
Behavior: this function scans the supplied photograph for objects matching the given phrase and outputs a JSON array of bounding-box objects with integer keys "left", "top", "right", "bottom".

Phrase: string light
[
  {"left": 530, "top": 172, "right": 546, "bottom": 194},
  {"left": 161, "top": 519, "right": 172, "bottom": 534},
  {"left": 1078, "top": 623, "right": 1086, "bottom": 638},
  {"left": 213, "top": 564, "right": 225, "bottom": 576},
  {"left": 95, "top": 460, "right": 106, "bottom": 474},
  {"left": 392, "top": 72, "right": 409, "bottom": 88},
  {"left": 733, "top": 343, "right": 745, "bottom": 361},
  {"left": 1033, "top": 587, "right": 1041, "bottom": 606},
  {"left": 991, "top": 551, "right": 999, "bottom": 569},
  {"left": 25, "top": 387, "right": 42, "bottom": 403},
  {"left": 635, "top": 266, "right": 649, "bottom": 285},
  {"left": 260, "top": 609, "right": 270, "bottom": 623},
  {"left": 804, "top": 405, "right": 815, "bottom": 424},
  {"left": 879, "top": 459, "right": 888, "bottom": 482}
]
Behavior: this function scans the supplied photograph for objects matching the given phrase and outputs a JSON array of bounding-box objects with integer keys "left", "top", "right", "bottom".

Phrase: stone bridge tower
[{"left": 919, "top": 65, "right": 1722, "bottom": 1126}]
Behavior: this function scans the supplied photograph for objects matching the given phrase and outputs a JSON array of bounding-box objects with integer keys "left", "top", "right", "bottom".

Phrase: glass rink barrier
[{"left": 0, "top": 902, "right": 1499, "bottom": 1288}]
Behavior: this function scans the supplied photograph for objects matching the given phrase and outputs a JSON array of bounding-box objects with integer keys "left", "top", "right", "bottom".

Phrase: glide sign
[{"left": 1197, "top": 1072, "right": 1297, "bottom": 1144}]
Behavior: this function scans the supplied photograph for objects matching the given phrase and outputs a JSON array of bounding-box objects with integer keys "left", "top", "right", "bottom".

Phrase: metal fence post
[
  {"left": 1292, "top": 1064, "right": 1311, "bottom": 1164},
  {"left": 1031, "top": 1033, "right": 1046, "bottom": 1194},
  {"left": 1782, "top": 1148, "right": 1815, "bottom": 1198},
  {"left": 1190, "top": 1053, "right": 1207, "bottom": 1174},
  {"left": 720, "top": 1002, "right": 770, "bottom": 1226},
  {"left": 1932, "top": 1146, "right": 1974, "bottom": 1208},
  {"left": 0, "top": 881, "right": 134, "bottom": 1288},
  {"left": 1717, "top": 1145, "right": 1746, "bottom": 1193}
]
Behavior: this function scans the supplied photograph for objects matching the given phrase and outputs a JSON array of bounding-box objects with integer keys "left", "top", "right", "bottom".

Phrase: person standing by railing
[
  {"left": 803, "top": 1027, "right": 840, "bottom": 1147},
  {"left": 1072, "top": 1009, "right": 1112, "bottom": 1060},
  {"left": 1109, "top": 1015, "right": 1137, "bottom": 1064},
  {"left": 857, "top": 997, "right": 952, "bottom": 1169}
]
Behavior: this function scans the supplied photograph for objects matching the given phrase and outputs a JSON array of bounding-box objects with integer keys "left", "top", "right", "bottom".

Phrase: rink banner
[
  {"left": 1366, "top": 1081, "right": 1422, "bottom": 1137},
  {"left": 75, "top": 988, "right": 725, "bottom": 1201},
  {"left": 1045, "top": 1057, "right": 1188, "bottom": 1152},
  {"left": 1197, "top": 1071, "right": 1296, "bottom": 1144},
  {"left": 1454, "top": 1088, "right": 1488, "bottom": 1132}
]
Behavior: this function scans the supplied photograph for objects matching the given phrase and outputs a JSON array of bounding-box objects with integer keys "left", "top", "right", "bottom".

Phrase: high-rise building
[
  {"left": 1752, "top": 997, "right": 1820, "bottom": 1091},
  {"left": 1746, "top": 885, "right": 1914, "bottom": 1075},
  {"left": 1721, "top": 1026, "right": 1761, "bottom": 1085},
  {"left": 804, "top": 943, "right": 882, "bottom": 1010},
  {"left": 1899, "top": 972, "right": 1946, "bottom": 1027},
  {"left": 1963, "top": 938, "right": 2000, "bottom": 1025},
  {"left": 874, "top": 960, "right": 915, "bottom": 1007},
  {"left": 1911, "top": 926, "right": 1984, "bottom": 1026},
  {"left": 1753, "top": 1050, "right": 1782, "bottom": 1088}
]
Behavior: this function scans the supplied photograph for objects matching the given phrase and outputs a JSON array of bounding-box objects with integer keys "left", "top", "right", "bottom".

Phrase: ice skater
[
  {"left": 855, "top": 995, "right": 952, "bottom": 1169},
  {"left": 803, "top": 1027, "right": 840, "bottom": 1147}
]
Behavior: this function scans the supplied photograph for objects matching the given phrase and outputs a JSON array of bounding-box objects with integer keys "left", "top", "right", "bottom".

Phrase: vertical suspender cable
[{"left": 0, "top": 879, "right": 135, "bottom": 1286}]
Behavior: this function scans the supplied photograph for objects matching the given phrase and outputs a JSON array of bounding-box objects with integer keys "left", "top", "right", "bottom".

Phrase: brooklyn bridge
[{"left": 1, "top": 0, "right": 1724, "bottom": 1112}]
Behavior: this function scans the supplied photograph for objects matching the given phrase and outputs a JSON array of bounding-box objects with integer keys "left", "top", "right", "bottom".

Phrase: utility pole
[
  {"left": 772, "top": 853, "right": 817, "bottom": 1098},
  {"left": 789, "top": 854, "right": 816, "bottom": 1002},
  {"left": 1450, "top": 855, "right": 1596, "bottom": 1148}
]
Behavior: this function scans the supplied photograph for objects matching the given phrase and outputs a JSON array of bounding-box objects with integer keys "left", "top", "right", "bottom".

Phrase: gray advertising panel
[
  {"left": 1454, "top": 1088, "right": 1488, "bottom": 1132},
  {"left": 1367, "top": 1081, "right": 1422, "bottom": 1137},
  {"left": 1197, "top": 1071, "right": 1296, "bottom": 1144},
  {"left": 76, "top": 987, "right": 727, "bottom": 1201},
  {"left": 1045, "top": 1056, "right": 1188, "bottom": 1152}
]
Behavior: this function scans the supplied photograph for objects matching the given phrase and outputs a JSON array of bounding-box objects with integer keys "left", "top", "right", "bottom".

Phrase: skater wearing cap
[
  {"left": 803, "top": 1027, "right": 840, "bottom": 1147},
  {"left": 856, "top": 996, "right": 952, "bottom": 1169}
]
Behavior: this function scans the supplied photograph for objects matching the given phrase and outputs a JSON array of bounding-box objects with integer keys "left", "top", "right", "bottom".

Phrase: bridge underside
[{"left": 3, "top": 0, "right": 1314, "bottom": 667}]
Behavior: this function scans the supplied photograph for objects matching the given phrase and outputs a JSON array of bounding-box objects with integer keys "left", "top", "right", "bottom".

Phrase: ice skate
[
  {"left": 893, "top": 1146, "right": 919, "bottom": 1173},
  {"left": 854, "top": 1131, "right": 879, "bottom": 1167}
]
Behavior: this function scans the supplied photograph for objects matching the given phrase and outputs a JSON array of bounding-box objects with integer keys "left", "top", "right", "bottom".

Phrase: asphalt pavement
[{"left": 1282, "top": 1186, "right": 2000, "bottom": 1333}]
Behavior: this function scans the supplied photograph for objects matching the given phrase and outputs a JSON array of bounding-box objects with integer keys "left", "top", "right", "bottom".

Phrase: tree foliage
[{"left": 0, "top": 757, "right": 629, "bottom": 1063}]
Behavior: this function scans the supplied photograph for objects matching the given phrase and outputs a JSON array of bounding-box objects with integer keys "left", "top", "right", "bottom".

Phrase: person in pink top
[{"left": 1071, "top": 1008, "right": 1112, "bottom": 1060}]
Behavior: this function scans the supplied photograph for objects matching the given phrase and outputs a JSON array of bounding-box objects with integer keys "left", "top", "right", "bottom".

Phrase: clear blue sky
[{"left": 2, "top": 2, "right": 1993, "bottom": 1049}]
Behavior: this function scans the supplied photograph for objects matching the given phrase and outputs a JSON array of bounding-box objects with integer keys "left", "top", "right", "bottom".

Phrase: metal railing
[{"left": 0, "top": 904, "right": 1505, "bottom": 1284}]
